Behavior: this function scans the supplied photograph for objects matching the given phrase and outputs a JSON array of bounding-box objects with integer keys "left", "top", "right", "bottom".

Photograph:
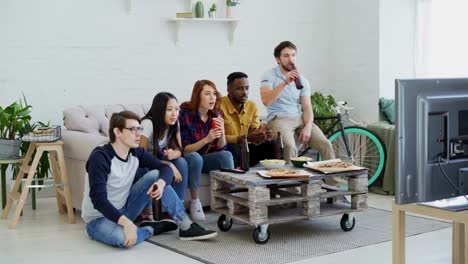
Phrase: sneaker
[
  {"left": 140, "top": 219, "right": 178, "bottom": 235},
  {"left": 134, "top": 213, "right": 153, "bottom": 225},
  {"left": 189, "top": 199, "right": 206, "bottom": 221},
  {"left": 179, "top": 222, "right": 217, "bottom": 241}
]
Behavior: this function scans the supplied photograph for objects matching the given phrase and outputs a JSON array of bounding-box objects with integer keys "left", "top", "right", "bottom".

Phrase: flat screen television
[{"left": 395, "top": 78, "right": 468, "bottom": 205}]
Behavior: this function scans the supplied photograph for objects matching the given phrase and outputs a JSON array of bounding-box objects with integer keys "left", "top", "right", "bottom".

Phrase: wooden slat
[
  {"left": 20, "top": 165, "right": 31, "bottom": 174},
  {"left": 217, "top": 187, "right": 248, "bottom": 194},
  {"left": 55, "top": 188, "right": 65, "bottom": 197},
  {"left": 270, "top": 189, "right": 297, "bottom": 197},
  {"left": 320, "top": 190, "right": 366, "bottom": 199},
  {"left": 215, "top": 191, "right": 315, "bottom": 207},
  {"left": 215, "top": 193, "right": 249, "bottom": 207},
  {"left": 8, "top": 192, "right": 20, "bottom": 201},
  {"left": 321, "top": 184, "right": 341, "bottom": 191}
]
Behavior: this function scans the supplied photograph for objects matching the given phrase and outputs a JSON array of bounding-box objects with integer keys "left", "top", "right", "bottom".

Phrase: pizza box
[
  {"left": 303, "top": 159, "right": 366, "bottom": 174},
  {"left": 256, "top": 169, "right": 312, "bottom": 179}
]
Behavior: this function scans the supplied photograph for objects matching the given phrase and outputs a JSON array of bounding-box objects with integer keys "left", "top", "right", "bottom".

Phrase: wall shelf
[{"left": 168, "top": 18, "right": 240, "bottom": 46}]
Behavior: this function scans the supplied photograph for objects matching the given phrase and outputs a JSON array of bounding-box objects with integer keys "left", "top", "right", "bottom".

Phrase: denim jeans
[
  {"left": 85, "top": 169, "right": 188, "bottom": 247},
  {"left": 201, "top": 150, "right": 234, "bottom": 173},
  {"left": 85, "top": 169, "right": 157, "bottom": 247},
  {"left": 183, "top": 152, "right": 203, "bottom": 191},
  {"left": 166, "top": 157, "right": 188, "bottom": 201}
]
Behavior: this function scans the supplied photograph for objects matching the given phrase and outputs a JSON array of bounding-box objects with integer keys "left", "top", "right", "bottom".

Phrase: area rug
[{"left": 147, "top": 207, "right": 450, "bottom": 264}]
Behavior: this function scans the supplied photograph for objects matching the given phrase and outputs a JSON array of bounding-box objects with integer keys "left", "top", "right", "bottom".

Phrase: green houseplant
[
  {"left": 208, "top": 3, "right": 217, "bottom": 18},
  {"left": 0, "top": 95, "right": 33, "bottom": 159},
  {"left": 310, "top": 91, "right": 337, "bottom": 137},
  {"left": 0, "top": 95, "right": 50, "bottom": 189},
  {"left": 226, "top": 0, "right": 240, "bottom": 6}
]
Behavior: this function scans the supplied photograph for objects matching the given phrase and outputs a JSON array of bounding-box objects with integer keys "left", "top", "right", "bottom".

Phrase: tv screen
[{"left": 395, "top": 78, "right": 468, "bottom": 204}]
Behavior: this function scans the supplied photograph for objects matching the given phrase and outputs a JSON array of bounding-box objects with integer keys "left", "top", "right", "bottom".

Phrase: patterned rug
[{"left": 147, "top": 207, "right": 450, "bottom": 264}]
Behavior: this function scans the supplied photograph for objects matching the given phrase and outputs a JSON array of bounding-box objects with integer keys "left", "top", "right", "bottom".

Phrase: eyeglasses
[{"left": 123, "top": 126, "right": 144, "bottom": 134}]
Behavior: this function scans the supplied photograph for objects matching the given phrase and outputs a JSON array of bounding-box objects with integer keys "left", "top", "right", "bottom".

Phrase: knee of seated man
[
  {"left": 142, "top": 169, "right": 159, "bottom": 184},
  {"left": 219, "top": 150, "right": 233, "bottom": 160},
  {"left": 112, "top": 228, "right": 127, "bottom": 248}
]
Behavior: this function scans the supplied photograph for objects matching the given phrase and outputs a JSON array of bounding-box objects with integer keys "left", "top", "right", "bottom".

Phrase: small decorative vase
[
  {"left": 208, "top": 10, "right": 216, "bottom": 18},
  {"left": 226, "top": 6, "right": 233, "bottom": 18}
]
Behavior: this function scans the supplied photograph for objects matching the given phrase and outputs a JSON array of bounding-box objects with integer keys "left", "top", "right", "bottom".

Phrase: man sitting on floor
[{"left": 81, "top": 111, "right": 217, "bottom": 248}]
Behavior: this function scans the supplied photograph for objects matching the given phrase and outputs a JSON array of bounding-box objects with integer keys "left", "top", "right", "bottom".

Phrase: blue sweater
[{"left": 81, "top": 143, "right": 173, "bottom": 223}]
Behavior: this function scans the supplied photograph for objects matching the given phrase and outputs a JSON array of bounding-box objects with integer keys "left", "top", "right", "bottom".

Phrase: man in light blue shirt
[{"left": 260, "top": 41, "right": 334, "bottom": 163}]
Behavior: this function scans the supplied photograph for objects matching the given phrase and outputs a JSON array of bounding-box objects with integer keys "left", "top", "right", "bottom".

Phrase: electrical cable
[{"left": 437, "top": 155, "right": 468, "bottom": 202}]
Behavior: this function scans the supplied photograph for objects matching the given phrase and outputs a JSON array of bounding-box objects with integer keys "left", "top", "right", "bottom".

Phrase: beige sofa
[{"left": 62, "top": 104, "right": 212, "bottom": 210}]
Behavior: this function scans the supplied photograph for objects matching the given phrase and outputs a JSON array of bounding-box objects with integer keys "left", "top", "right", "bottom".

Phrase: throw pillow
[{"left": 379, "top": 98, "right": 395, "bottom": 124}]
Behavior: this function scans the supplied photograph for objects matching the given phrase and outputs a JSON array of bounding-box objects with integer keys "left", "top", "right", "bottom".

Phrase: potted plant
[
  {"left": 0, "top": 95, "right": 33, "bottom": 159},
  {"left": 310, "top": 91, "right": 337, "bottom": 136},
  {"left": 0, "top": 95, "right": 51, "bottom": 189},
  {"left": 209, "top": 3, "right": 217, "bottom": 18},
  {"left": 226, "top": 0, "right": 240, "bottom": 18},
  {"left": 226, "top": 0, "right": 240, "bottom": 6}
]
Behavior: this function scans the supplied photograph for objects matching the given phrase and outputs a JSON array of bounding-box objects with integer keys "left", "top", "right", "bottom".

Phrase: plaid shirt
[{"left": 179, "top": 108, "right": 226, "bottom": 154}]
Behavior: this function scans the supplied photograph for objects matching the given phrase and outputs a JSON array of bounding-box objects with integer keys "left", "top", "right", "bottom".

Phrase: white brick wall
[{"left": 1, "top": 0, "right": 387, "bottom": 126}]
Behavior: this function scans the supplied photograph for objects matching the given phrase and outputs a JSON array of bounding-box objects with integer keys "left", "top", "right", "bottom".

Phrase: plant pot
[
  {"left": 208, "top": 10, "right": 216, "bottom": 18},
  {"left": 226, "top": 6, "right": 234, "bottom": 18},
  {"left": 0, "top": 139, "right": 21, "bottom": 159}
]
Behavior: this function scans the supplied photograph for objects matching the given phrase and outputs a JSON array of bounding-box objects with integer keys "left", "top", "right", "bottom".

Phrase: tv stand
[{"left": 392, "top": 202, "right": 468, "bottom": 264}]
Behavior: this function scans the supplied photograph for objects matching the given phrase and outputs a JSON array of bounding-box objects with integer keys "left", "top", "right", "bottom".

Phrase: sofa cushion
[
  {"left": 379, "top": 98, "right": 395, "bottom": 124},
  {"left": 63, "top": 104, "right": 151, "bottom": 137}
]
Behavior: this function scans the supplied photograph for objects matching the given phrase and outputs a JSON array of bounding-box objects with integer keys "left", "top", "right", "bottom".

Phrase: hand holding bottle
[{"left": 291, "top": 63, "right": 303, "bottom": 89}]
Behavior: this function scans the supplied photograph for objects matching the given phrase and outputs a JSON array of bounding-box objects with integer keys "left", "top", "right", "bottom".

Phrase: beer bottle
[
  {"left": 240, "top": 137, "right": 250, "bottom": 171},
  {"left": 274, "top": 131, "right": 284, "bottom": 159},
  {"left": 291, "top": 63, "right": 303, "bottom": 90}
]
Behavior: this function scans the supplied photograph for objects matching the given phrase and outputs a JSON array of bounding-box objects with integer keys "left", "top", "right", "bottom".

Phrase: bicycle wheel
[{"left": 326, "top": 126, "right": 386, "bottom": 186}]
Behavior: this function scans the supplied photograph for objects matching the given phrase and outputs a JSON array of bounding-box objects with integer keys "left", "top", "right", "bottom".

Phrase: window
[{"left": 415, "top": 0, "right": 468, "bottom": 77}]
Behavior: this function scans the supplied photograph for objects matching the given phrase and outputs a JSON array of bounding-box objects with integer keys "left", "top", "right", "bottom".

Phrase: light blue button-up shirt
[{"left": 260, "top": 65, "right": 311, "bottom": 121}]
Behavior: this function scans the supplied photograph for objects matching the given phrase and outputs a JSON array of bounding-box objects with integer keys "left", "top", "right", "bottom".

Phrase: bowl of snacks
[
  {"left": 290, "top": 156, "right": 313, "bottom": 168},
  {"left": 259, "top": 159, "right": 286, "bottom": 170}
]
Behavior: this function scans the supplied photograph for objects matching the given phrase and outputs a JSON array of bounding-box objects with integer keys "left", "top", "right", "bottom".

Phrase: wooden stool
[{"left": 1, "top": 141, "right": 75, "bottom": 229}]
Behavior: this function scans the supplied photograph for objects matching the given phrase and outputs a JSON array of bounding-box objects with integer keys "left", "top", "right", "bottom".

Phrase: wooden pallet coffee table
[{"left": 210, "top": 166, "right": 368, "bottom": 244}]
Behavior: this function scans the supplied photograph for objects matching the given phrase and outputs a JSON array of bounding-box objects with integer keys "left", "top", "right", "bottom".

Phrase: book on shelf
[{"left": 176, "top": 12, "right": 193, "bottom": 18}]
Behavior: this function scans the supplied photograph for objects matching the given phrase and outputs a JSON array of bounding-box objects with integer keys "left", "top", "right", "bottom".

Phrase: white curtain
[{"left": 415, "top": 0, "right": 468, "bottom": 78}]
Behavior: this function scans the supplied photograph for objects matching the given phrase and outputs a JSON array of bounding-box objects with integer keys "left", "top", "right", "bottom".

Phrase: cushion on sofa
[{"left": 379, "top": 98, "right": 395, "bottom": 124}]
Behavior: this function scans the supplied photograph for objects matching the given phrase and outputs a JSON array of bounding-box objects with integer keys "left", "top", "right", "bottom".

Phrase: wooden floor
[{"left": 0, "top": 193, "right": 453, "bottom": 264}]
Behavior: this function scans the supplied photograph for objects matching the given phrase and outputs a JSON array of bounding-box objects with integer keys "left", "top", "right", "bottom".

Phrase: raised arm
[{"left": 260, "top": 70, "right": 299, "bottom": 106}]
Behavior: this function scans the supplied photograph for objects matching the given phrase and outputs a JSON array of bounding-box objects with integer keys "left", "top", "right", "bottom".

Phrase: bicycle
[{"left": 299, "top": 101, "right": 387, "bottom": 187}]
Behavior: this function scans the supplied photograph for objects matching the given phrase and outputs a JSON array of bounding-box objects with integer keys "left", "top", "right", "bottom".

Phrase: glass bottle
[
  {"left": 274, "top": 132, "right": 284, "bottom": 159},
  {"left": 240, "top": 137, "right": 250, "bottom": 171},
  {"left": 291, "top": 63, "right": 303, "bottom": 90}
]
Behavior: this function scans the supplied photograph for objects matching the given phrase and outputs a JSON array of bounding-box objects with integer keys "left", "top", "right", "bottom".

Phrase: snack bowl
[
  {"left": 259, "top": 159, "right": 286, "bottom": 170},
  {"left": 290, "top": 156, "right": 313, "bottom": 168}
]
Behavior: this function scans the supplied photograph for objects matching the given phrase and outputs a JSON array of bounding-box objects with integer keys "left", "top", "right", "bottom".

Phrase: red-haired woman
[{"left": 179, "top": 80, "right": 234, "bottom": 221}]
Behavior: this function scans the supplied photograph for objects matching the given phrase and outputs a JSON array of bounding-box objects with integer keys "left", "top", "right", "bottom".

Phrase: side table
[
  {"left": 393, "top": 202, "right": 468, "bottom": 264},
  {"left": 0, "top": 158, "right": 23, "bottom": 209},
  {"left": 1, "top": 141, "right": 75, "bottom": 229}
]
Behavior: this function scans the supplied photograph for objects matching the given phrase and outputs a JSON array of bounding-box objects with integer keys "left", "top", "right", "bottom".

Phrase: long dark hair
[
  {"left": 142, "top": 92, "right": 182, "bottom": 157},
  {"left": 180, "top": 79, "right": 221, "bottom": 118}
]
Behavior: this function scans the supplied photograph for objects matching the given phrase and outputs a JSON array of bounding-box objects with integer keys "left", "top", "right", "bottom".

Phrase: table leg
[
  {"left": 453, "top": 222, "right": 465, "bottom": 264},
  {"left": 392, "top": 204, "right": 406, "bottom": 264},
  {"left": 1, "top": 164, "right": 8, "bottom": 209},
  {"left": 465, "top": 224, "right": 468, "bottom": 264}
]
